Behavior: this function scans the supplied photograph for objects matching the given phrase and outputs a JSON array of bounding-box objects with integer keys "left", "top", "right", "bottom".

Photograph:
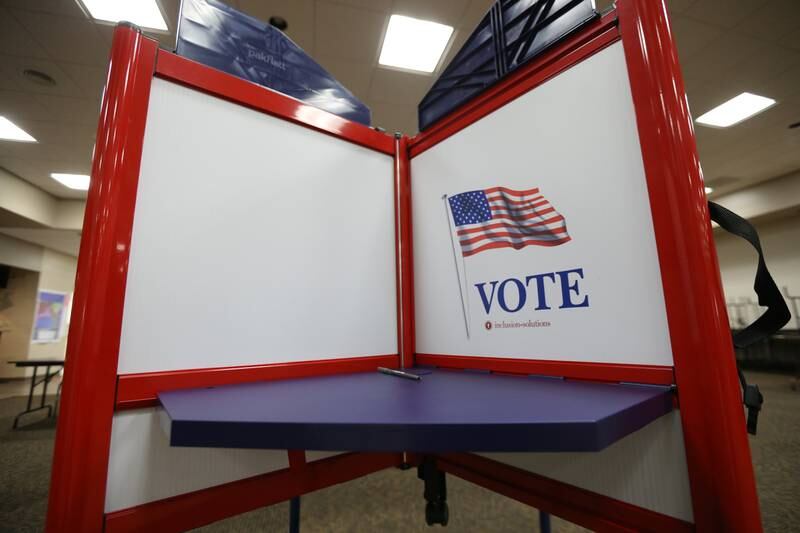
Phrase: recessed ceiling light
[
  {"left": 76, "top": 0, "right": 168, "bottom": 31},
  {"left": 51, "top": 173, "right": 90, "bottom": 191},
  {"left": 0, "top": 116, "right": 37, "bottom": 142},
  {"left": 379, "top": 15, "right": 453, "bottom": 73},
  {"left": 704, "top": 186, "right": 713, "bottom": 194},
  {"left": 696, "top": 92, "right": 776, "bottom": 128}
]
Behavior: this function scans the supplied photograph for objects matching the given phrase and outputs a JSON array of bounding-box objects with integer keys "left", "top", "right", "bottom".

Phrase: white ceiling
[{"left": 0, "top": 0, "right": 799, "bottom": 200}]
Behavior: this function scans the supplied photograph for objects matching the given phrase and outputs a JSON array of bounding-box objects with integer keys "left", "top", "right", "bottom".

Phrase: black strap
[{"left": 708, "top": 201, "right": 791, "bottom": 434}]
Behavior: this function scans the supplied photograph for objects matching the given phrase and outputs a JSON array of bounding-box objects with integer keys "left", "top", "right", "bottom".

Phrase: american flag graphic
[{"left": 447, "top": 186, "right": 570, "bottom": 257}]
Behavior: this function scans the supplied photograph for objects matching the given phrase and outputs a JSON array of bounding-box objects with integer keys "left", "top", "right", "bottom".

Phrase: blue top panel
[
  {"left": 176, "top": 0, "right": 371, "bottom": 126},
  {"left": 418, "top": 0, "right": 598, "bottom": 131},
  {"left": 159, "top": 368, "right": 673, "bottom": 452}
]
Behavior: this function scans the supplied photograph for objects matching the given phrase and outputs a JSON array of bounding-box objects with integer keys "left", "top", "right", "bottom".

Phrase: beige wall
[
  {"left": 0, "top": 232, "right": 43, "bottom": 272},
  {"left": 0, "top": 237, "right": 78, "bottom": 378},
  {"left": 0, "top": 268, "right": 40, "bottom": 378},
  {"left": 714, "top": 212, "right": 800, "bottom": 330}
]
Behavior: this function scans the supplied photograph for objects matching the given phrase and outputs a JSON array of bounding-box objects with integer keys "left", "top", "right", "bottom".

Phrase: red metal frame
[
  {"left": 155, "top": 49, "right": 394, "bottom": 155},
  {"left": 619, "top": 1, "right": 760, "bottom": 530},
  {"left": 49, "top": 1, "right": 761, "bottom": 530},
  {"left": 47, "top": 24, "right": 401, "bottom": 533},
  {"left": 434, "top": 453, "right": 693, "bottom": 533},
  {"left": 415, "top": 354, "right": 675, "bottom": 385},
  {"left": 394, "top": 134, "right": 416, "bottom": 368},
  {"left": 104, "top": 452, "right": 402, "bottom": 533},
  {"left": 116, "top": 354, "right": 399, "bottom": 410},
  {"left": 46, "top": 25, "right": 159, "bottom": 533},
  {"left": 405, "top": 1, "right": 761, "bottom": 531}
]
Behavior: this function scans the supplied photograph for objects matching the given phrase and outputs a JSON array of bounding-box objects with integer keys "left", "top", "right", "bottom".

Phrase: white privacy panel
[
  {"left": 411, "top": 42, "right": 673, "bottom": 366},
  {"left": 105, "top": 409, "right": 289, "bottom": 512},
  {"left": 118, "top": 78, "right": 397, "bottom": 374},
  {"left": 481, "top": 412, "right": 693, "bottom": 521}
]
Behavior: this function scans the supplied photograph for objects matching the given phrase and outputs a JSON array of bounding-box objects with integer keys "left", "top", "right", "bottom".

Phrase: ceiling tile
[
  {"left": 683, "top": 0, "right": 768, "bottom": 29},
  {"left": 723, "top": 45, "right": 800, "bottom": 98},
  {"left": 670, "top": 15, "right": 724, "bottom": 58},
  {"left": 0, "top": 55, "right": 85, "bottom": 97},
  {"left": 327, "top": 0, "right": 392, "bottom": 14},
  {"left": 458, "top": 0, "right": 492, "bottom": 29},
  {"left": 0, "top": 0, "right": 86, "bottom": 17},
  {"left": 0, "top": 89, "right": 52, "bottom": 122},
  {"left": 0, "top": 61, "right": 25, "bottom": 92},
  {"left": 32, "top": 94, "right": 100, "bottom": 126},
  {"left": 0, "top": 8, "right": 51, "bottom": 59},
  {"left": 390, "top": 0, "right": 471, "bottom": 25},
  {"left": 757, "top": 62, "right": 800, "bottom": 101},
  {"left": 0, "top": 156, "right": 52, "bottom": 185},
  {"left": 59, "top": 62, "right": 108, "bottom": 96},
  {"left": 368, "top": 67, "right": 433, "bottom": 104},
  {"left": 779, "top": 26, "right": 800, "bottom": 51},
  {"left": 314, "top": 2, "right": 387, "bottom": 62},
  {"left": 666, "top": 0, "right": 699, "bottom": 14},
  {"left": 313, "top": 55, "right": 373, "bottom": 101},
  {"left": 25, "top": 119, "right": 96, "bottom": 148},
  {"left": 368, "top": 100, "right": 418, "bottom": 135},
  {"left": 680, "top": 31, "right": 770, "bottom": 85},
  {"left": 237, "top": 0, "right": 315, "bottom": 52},
  {"left": 13, "top": 9, "right": 110, "bottom": 65},
  {"left": 735, "top": 0, "right": 800, "bottom": 43}
]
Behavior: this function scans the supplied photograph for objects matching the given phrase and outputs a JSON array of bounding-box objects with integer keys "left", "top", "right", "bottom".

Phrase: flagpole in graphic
[{"left": 443, "top": 194, "right": 471, "bottom": 338}]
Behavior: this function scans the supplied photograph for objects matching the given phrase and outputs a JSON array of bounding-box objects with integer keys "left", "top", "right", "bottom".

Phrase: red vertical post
[
  {"left": 394, "top": 135, "right": 415, "bottom": 368},
  {"left": 618, "top": 1, "right": 762, "bottom": 531},
  {"left": 46, "top": 25, "right": 158, "bottom": 532}
]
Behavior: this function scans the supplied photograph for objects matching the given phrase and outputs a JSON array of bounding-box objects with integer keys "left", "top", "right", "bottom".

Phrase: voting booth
[{"left": 47, "top": 1, "right": 763, "bottom": 532}]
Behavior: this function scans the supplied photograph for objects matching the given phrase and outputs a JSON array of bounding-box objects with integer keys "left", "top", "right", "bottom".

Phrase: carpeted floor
[{"left": 0, "top": 371, "right": 797, "bottom": 532}]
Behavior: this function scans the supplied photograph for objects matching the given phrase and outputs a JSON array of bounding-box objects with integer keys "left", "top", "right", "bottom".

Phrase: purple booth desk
[{"left": 158, "top": 368, "right": 673, "bottom": 452}]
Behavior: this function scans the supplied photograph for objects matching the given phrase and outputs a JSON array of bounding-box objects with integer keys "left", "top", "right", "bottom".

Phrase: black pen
[{"left": 378, "top": 367, "right": 421, "bottom": 381}]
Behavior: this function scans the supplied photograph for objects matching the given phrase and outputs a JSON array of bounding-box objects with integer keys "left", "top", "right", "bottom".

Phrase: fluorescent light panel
[
  {"left": 51, "top": 173, "right": 90, "bottom": 191},
  {"left": 696, "top": 92, "right": 776, "bottom": 128},
  {"left": 0, "top": 116, "right": 36, "bottom": 142},
  {"left": 379, "top": 15, "right": 453, "bottom": 73},
  {"left": 77, "top": 0, "right": 168, "bottom": 31}
]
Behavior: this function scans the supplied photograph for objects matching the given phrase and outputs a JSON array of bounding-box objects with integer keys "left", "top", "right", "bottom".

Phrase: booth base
[{"left": 158, "top": 368, "right": 673, "bottom": 452}]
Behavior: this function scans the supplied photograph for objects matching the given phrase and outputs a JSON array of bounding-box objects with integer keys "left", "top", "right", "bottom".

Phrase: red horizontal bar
[
  {"left": 415, "top": 354, "right": 674, "bottom": 385},
  {"left": 436, "top": 453, "right": 693, "bottom": 533},
  {"left": 409, "top": 11, "right": 619, "bottom": 158},
  {"left": 154, "top": 49, "right": 395, "bottom": 155},
  {"left": 116, "top": 354, "right": 399, "bottom": 410},
  {"left": 104, "top": 452, "right": 401, "bottom": 533}
]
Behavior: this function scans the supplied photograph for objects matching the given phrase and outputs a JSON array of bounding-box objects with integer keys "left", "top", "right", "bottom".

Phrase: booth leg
[
  {"left": 289, "top": 496, "right": 300, "bottom": 533},
  {"left": 539, "top": 511, "right": 551, "bottom": 533},
  {"left": 418, "top": 457, "right": 449, "bottom": 526}
]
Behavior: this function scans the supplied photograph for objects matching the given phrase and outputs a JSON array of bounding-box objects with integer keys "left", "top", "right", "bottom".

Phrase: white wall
[{"left": 714, "top": 212, "right": 800, "bottom": 330}]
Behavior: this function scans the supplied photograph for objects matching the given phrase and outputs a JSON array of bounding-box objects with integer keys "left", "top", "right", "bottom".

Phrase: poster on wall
[{"left": 31, "top": 290, "right": 71, "bottom": 343}]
